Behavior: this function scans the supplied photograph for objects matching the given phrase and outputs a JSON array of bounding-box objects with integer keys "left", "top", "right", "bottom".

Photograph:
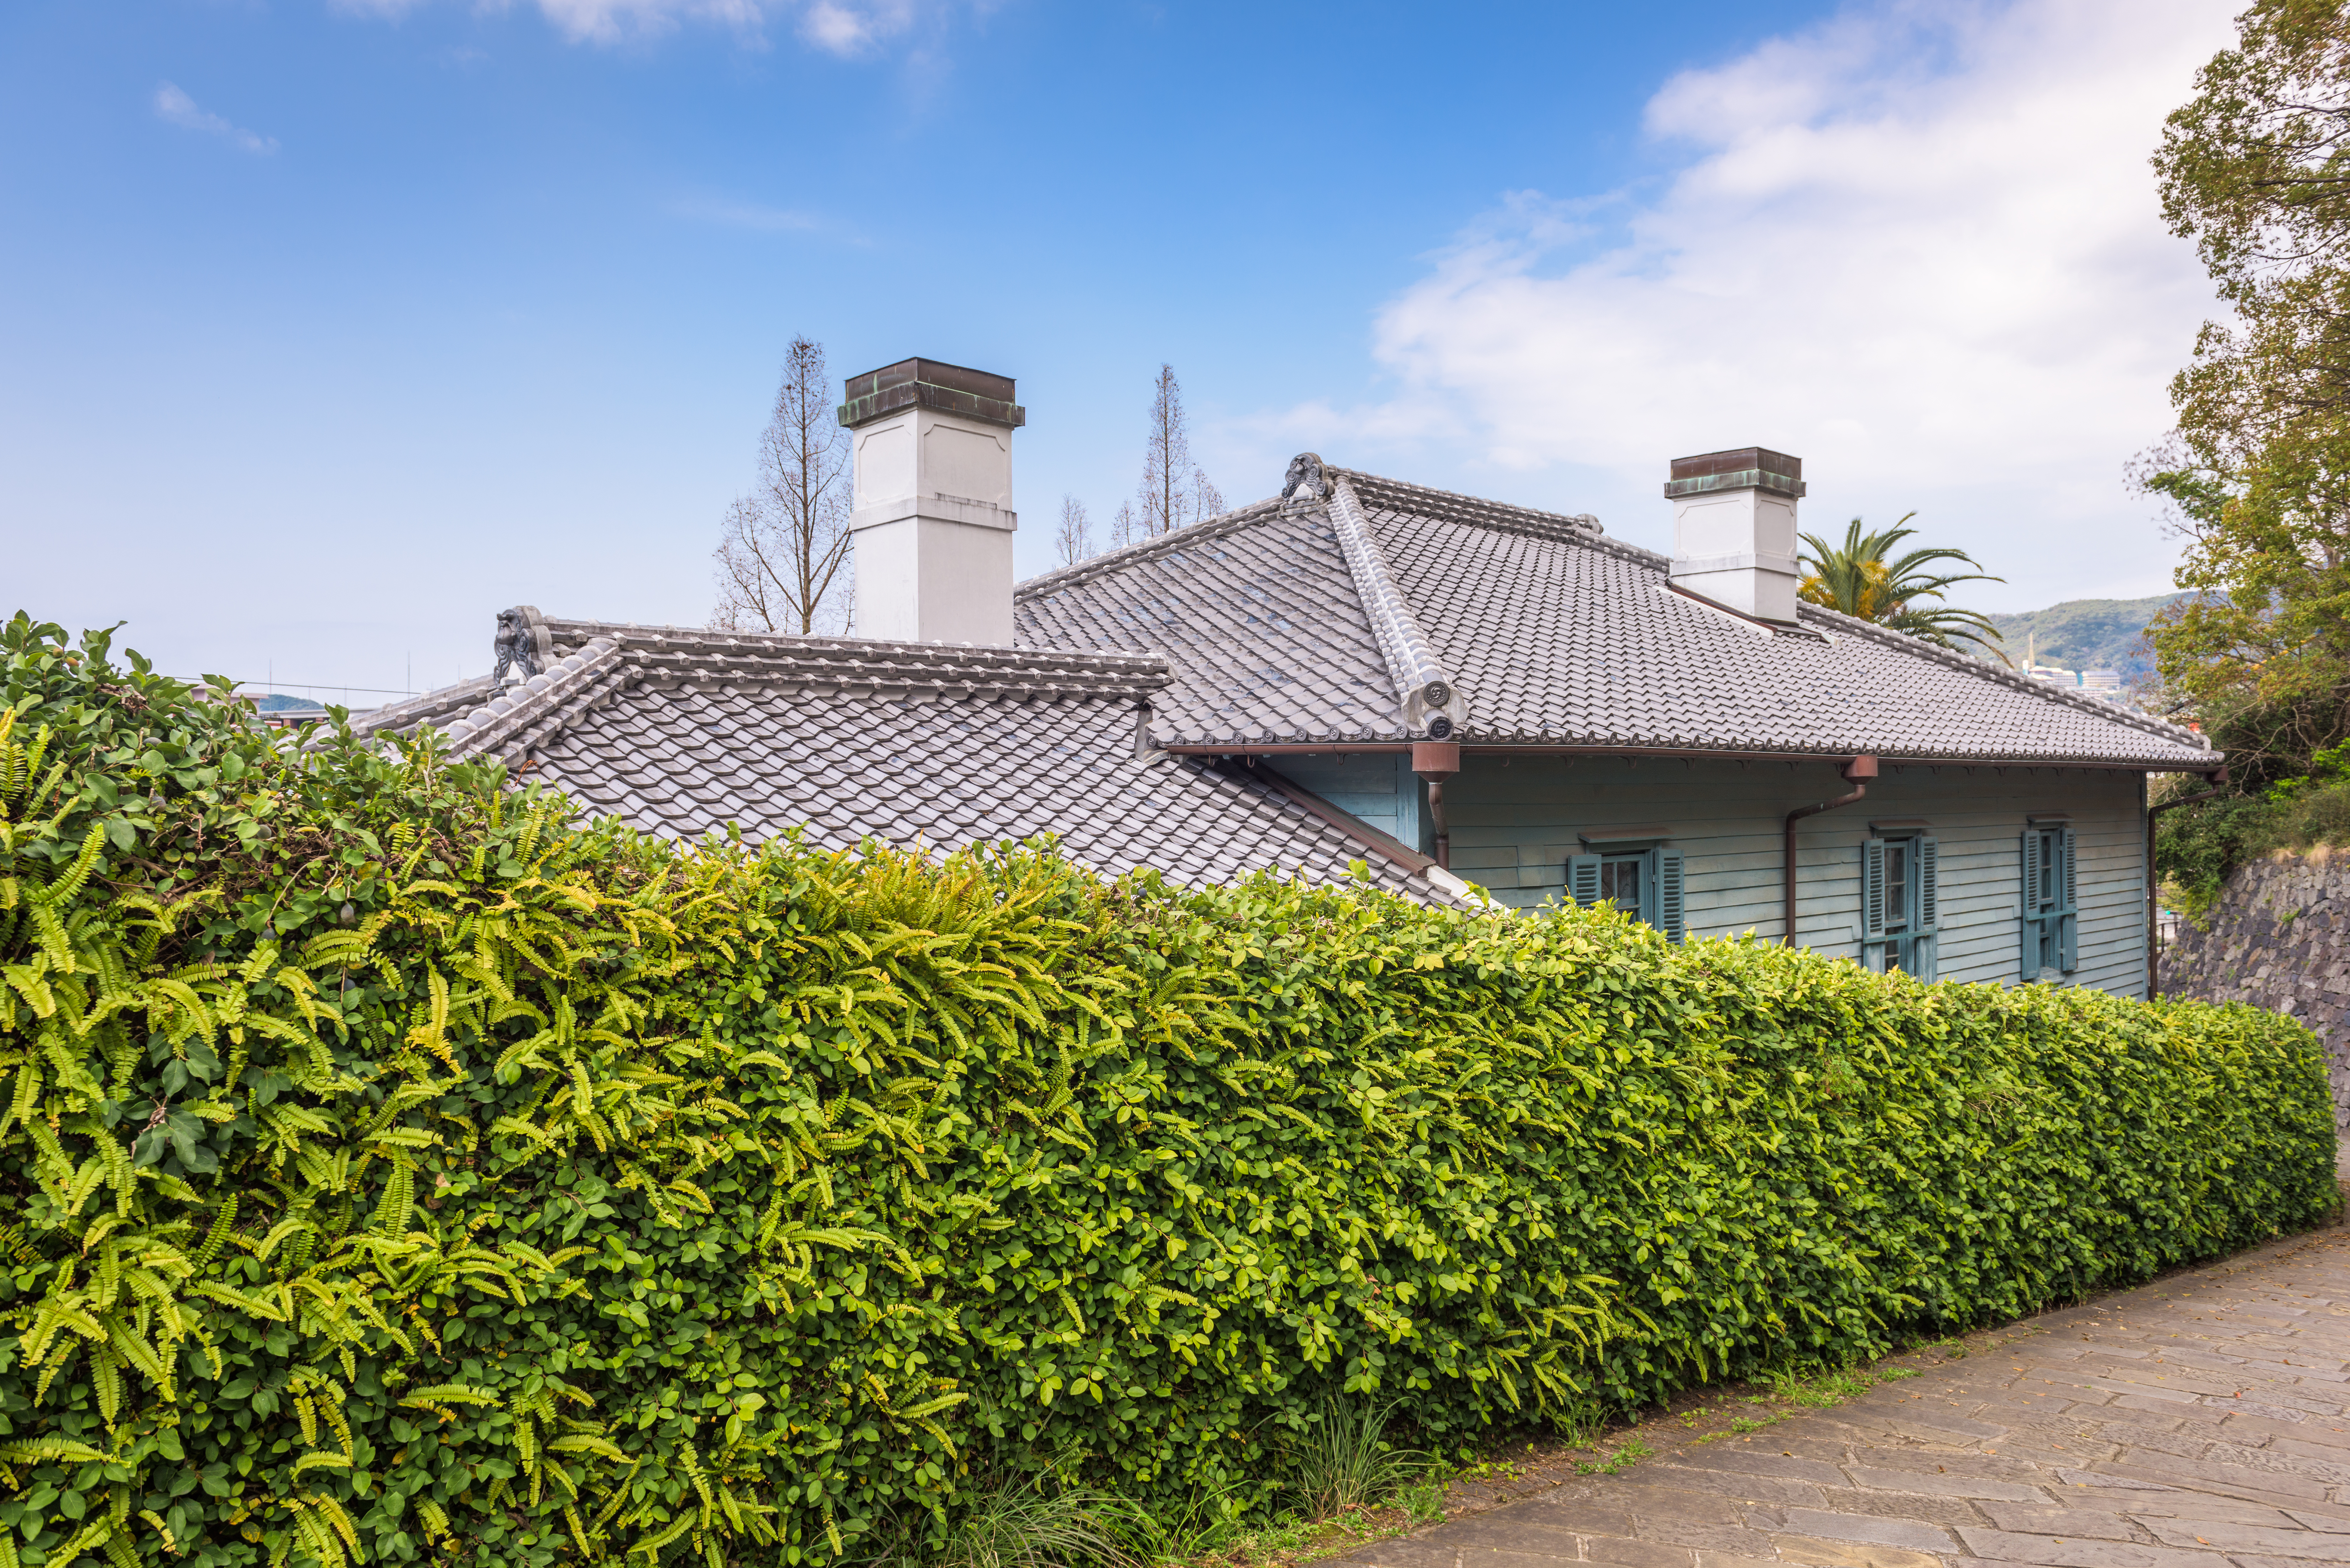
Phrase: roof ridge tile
[
  {"left": 1336, "top": 466, "right": 1672, "bottom": 570},
  {"left": 533, "top": 623, "right": 1171, "bottom": 696},
  {"left": 1013, "top": 498, "right": 1285, "bottom": 598},
  {"left": 441, "top": 638, "right": 627, "bottom": 760},
  {"left": 1327, "top": 476, "right": 1466, "bottom": 739}
]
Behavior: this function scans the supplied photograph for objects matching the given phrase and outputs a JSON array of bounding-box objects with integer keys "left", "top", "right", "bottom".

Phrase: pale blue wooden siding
[
  {"left": 1274, "top": 753, "right": 2148, "bottom": 997},
  {"left": 1274, "top": 752, "right": 1425, "bottom": 853}
]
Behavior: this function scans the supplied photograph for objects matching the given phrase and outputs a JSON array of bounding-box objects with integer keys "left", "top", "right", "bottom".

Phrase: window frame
[
  {"left": 1861, "top": 832, "right": 1938, "bottom": 978},
  {"left": 2020, "top": 823, "right": 2078, "bottom": 980},
  {"left": 1598, "top": 851, "right": 1652, "bottom": 924},
  {"left": 1567, "top": 844, "right": 1686, "bottom": 941}
]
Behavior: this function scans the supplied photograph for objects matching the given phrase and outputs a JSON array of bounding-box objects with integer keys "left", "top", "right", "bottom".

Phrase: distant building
[
  {"left": 2027, "top": 665, "right": 2079, "bottom": 687},
  {"left": 235, "top": 691, "right": 375, "bottom": 731},
  {"left": 2081, "top": 669, "right": 2122, "bottom": 692}
]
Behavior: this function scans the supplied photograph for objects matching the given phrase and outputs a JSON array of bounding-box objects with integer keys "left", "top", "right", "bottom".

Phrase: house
[{"left": 360, "top": 357, "right": 2219, "bottom": 997}]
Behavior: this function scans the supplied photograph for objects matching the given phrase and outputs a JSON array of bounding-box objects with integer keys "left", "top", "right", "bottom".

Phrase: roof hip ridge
[
  {"left": 1327, "top": 475, "right": 1467, "bottom": 739},
  {"left": 440, "top": 636, "right": 628, "bottom": 760},
  {"left": 345, "top": 675, "right": 496, "bottom": 739}
]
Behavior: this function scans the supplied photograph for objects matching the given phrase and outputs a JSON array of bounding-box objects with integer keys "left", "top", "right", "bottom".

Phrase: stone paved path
[{"left": 1339, "top": 1218, "right": 2350, "bottom": 1568}]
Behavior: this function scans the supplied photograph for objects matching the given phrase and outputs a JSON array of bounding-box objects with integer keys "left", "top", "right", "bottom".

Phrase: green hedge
[{"left": 1, "top": 612, "right": 2338, "bottom": 1568}]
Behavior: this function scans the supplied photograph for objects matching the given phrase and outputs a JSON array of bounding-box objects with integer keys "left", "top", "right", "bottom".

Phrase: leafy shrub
[{"left": 1, "top": 612, "right": 2338, "bottom": 1568}]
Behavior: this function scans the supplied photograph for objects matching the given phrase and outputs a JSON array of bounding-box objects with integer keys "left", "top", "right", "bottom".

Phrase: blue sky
[{"left": 2, "top": 0, "right": 2235, "bottom": 699}]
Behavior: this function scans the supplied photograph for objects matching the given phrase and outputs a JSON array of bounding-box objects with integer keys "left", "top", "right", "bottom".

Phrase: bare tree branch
[
  {"left": 711, "top": 336, "right": 853, "bottom": 635},
  {"left": 1133, "top": 365, "right": 1221, "bottom": 538},
  {"left": 1190, "top": 467, "right": 1225, "bottom": 521},
  {"left": 711, "top": 497, "right": 784, "bottom": 632},
  {"left": 1054, "top": 494, "right": 1094, "bottom": 566}
]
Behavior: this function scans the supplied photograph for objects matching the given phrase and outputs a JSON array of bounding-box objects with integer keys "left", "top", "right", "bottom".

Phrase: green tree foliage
[
  {"left": 1, "top": 612, "right": 2335, "bottom": 1567},
  {"left": 2147, "top": 0, "right": 2350, "bottom": 790},
  {"left": 1795, "top": 515, "right": 2006, "bottom": 658},
  {"left": 2156, "top": 764, "right": 2350, "bottom": 913}
]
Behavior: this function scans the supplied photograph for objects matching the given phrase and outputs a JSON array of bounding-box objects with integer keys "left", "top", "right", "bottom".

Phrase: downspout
[
  {"left": 2145, "top": 765, "right": 2228, "bottom": 1000},
  {"left": 1783, "top": 755, "right": 1878, "bottom": 947},
  {"left": 1413, "top": 741, "right": 1460, "bottom": 870}
]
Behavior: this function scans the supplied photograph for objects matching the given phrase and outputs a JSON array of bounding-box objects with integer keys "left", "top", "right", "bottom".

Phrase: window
[
  {"left": 1567, "top": 847, "right": 1686, "bottom": 940},
  {"left": 1598, "top": 855, "right": 1645, "bottom": 914},
  {"left": 1861, "top": 834, "right": 1938, "bottom": 978},
  {"left": 2021, "top": 823, "right": 2077, "bottom": 979}
]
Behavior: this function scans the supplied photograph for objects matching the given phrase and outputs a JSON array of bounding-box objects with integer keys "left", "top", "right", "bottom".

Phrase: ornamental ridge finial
[
  {"left": 494, "top": 606, "right": 545, "bottom": 691},
  {"left": 1281, "top": 453, "right": 1330, "bottom": 511}
]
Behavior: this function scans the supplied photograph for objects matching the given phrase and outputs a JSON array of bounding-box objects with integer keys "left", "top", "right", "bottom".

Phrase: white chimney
[
  {"left": 1664, "top": 446, "right": 1804, "bottom": 625},
  {"left": 840, "top": 357, "right": 1024, "bottom": 644}
]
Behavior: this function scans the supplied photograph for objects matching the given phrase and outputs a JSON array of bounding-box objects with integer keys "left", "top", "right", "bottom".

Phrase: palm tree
[{"left": 1797, "top": 513, "right": 2009, "bottom": 662}]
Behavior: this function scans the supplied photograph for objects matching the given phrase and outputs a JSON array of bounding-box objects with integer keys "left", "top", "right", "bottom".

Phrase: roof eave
[{"left": 1160, "top": 739, "right": 2221, "bottom": 772}]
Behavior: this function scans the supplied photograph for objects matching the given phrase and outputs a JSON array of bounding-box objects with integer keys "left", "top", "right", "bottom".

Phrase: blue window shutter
[
  {"left": 1657, "top": 848, "right": 1686, "bottom": 942},
  {"left": 1916, "top": 837, "right": 1938, "bottom": 934},
  {"left": 1914, "top": 932, "right": 1938, "bottom": 982},
  {"left": 2020, "top": 831, "right": 2041, "bottom": 980},
  {"left": 2056, "top": 827, "right": 2079, "bottom": 972},
  {"left": 1861, "top": 839, "right": 1887, "bottom": 939},
  {"left": 1567, "top": 854, "right": 1602, "bottom": 908}
]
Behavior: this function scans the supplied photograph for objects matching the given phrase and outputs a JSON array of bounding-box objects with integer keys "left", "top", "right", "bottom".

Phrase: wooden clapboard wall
[{"left": 1277, "top": 752, "right": 2148, "bottom": 998}]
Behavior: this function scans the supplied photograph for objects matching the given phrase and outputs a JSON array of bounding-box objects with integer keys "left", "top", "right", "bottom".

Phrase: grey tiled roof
[
  {"left": 1015, "top": 467, "right": 2217, "bottom": 770},
  {"left": 1015, "top": 499, "right": 1401, "bottom": 743},
  {"left": 363, "top": 628, "right": 1467, "bottom": 907}
]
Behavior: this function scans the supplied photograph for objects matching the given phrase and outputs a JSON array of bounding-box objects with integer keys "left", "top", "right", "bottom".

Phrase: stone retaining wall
[{"left": 2158, "top": 847, "right": 2350, "bottom": 1149}]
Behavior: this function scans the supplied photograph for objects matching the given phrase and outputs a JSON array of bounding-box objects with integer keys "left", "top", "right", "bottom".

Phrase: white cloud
[
  {"left": 152, "top": 83, "right": 278, "bottom": 154},
  {"left": 1330, "top": 0, "right": 2240, "bottom": 605},
  {"left": 331, "top": 0, "right": 934, "bottom": 52},
  {"left": 524, "top": 0, "right": 770, "bottom": 44},
  {"left": 799, "top": 0, "right": 922, "bottom": 53}
]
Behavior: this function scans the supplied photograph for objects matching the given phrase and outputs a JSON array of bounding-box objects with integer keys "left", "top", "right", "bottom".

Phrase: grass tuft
[
  {"left": 874, "top": 1473, "right": 1144, "bottom": 1568},
  {"left": 1288, "top": 1393, "right": 1430, "bottom": 1522},
  {"left": 1573, "top": 1436, "right": 1651, "bottom": 1475}
]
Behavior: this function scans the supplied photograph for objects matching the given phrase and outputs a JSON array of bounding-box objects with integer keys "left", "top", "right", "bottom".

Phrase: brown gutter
[
  {"left": 1171, "top": 742, "right": 2206, "bottom": 773},
  {"left": 2145, "top": 765, "right": 2228, "bottom": 1000},
  {"left": 1784, "top": 756, "right": 1877, "bottom": 947},
  {"left": 1181, "top": 744, "right": 1413, "bottom": 755},
  {"left": 1412, "top": 741, "right": 1461, "bottom": 870}
]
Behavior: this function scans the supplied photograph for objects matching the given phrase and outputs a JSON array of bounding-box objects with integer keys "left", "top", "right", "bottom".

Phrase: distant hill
[{"left": 1983, "top": 593, "right": 2190, "bottom": 681}]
